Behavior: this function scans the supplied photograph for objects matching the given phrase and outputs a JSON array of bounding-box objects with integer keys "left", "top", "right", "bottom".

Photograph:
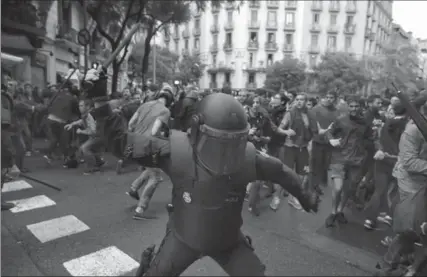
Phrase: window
[
  {"left": 267, "top": 33, "right": 275, "bottom": 43},
  {"left": 211, "top": 73, "right": 217, "bottom": 82},
  {"left": 227, "top": 11, "right": 233, "bottom": 23},
  {"left": 309, "top": 55, "right": 317, "bottom": 67},
  {"left": 285, "top": 12, "right": 295, "bottom": 25},
  {"left": 225, "top": 73, "right": 231, "bottom": 82},
  {"left": 175, "top": 24, "right": 179, "bottom": 34},
  {"left": 311, "top": 34, "right": 319, "bottom": 45},
  {"left": 185, "top": 39, "right": 189, "bottom": 49},
  {"left": 194, "top": 38, "right": 200, "bottom": 49},
  {"left": 195, "top": 19, "right": 200, "bottom": 29},
  {"left": 330, "top": 14, "right": 337, "bottom": 25},
  {"left": 330, "top": 0, "right": 339, "bottom": 8},
  {"left": 226, "top": 33, "right": 232, "bottom": 45},
  {"left": 327, "top": 35, "right": 337, "bottom": 48},
  {"left": 345, "top": 36, "right": 352, "bottom": 49},
  {"left": 248, "top": 73, "right": 255, "bottom": 83},
  {"left": 267, "top": 11, "right": 277, "bottom": 27},
  {"left": 267, "top": 54, "right": 273, "bottom": 66},
  {"left": 175, "top": 41, "right": 179, "bottom": 52},
  {"left": 285, "top": 33, "right": 293, "bottom": 45},
  {"left": 213, "top": 34, "right": 218, "bottom": 45},
  {"left": 346, "top": 15, "right": 354, "bottom": 25},
  {"left": 251, "top": 10, "right": 258, "bottom": 22},
  {"left": 212, "top": 54, "right": 217, "bottom": 65},
  {"left": 249, "top": 53, "right": 254, "bottom": 66},
  {"left": 214, "top": 14, "right": 219, "bottom": 25},
  {"left": 313, "top": 13, "right": 320, "bottom": 24},
  {"left": 250, "top": 32, "right": 258, "bottom": 42}
]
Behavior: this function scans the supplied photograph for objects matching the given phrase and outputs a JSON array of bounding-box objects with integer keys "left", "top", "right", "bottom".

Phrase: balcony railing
[
  {"left": 225, "top": 1, "right": 234, "bottom": 10},
  {"left": 310, "top": 23, "right": 321, "bottom": 33},
  {"left": 308, "top": 44, "right": 320, "bottom": 54},
  {"left": 247, "top": 41, "right": 259, "bottom": 50},
  {"left": 224, "top": 22, "right": 234, "bottom": 31},
  {"left": 283, "top": 23, "right": 296, "bottom": 31},
  {"left": 193, "top": 27, "right": 201, "bottom": 36},
  {"left": 267, "top": 1, "right": 279, "bottom": 9},
  {"left": 265, "top": 42, "right": 278, "bottom": 51},
  {"left": 283, "top": 43, "right": 294, "bottom": 52},
  {"left": 266, "top": 23, "right": 278, "bottom": 31},
  {"left": 285, "top": 1, "right": 297, "bottom": 9},
  {"left": 210, "top": 44, "right": 219, "bottom": 53},
  {"left": 182, "top": 29, "right": 190, "bottom": 38},
  {"left": 327, "top": 25, "right": 339, "bottom": 34},
  {"left": 223, "top": 42, "right": 233, "bottom": 52},
  {"left": 311, "top": 1, "right": 322, "bottom": 11},
  {"left": 210, "top": 24, "right": 219, "bottom": 33},
  {"left": 246, "top": 82, "right": 257, "bottom": 89},
  {"left": 248, "top": 0, "right": 260, "bottom": 8},
  {"left": 344, "top": 24, "right": 356, "bottom": 35},
  {"left": 346, "top": 3, "right": 357, "bottom": 13},
  {"left": 248, "top": 21, "right": 260, "bottom": 30},
  {"left": 211, "top": 4, "right": 220, "bottom": 13},
  {"left": 182, "top": 48, "right": 190, "bottom": 56},
  {"left": 172, "top": 32, "right": 180, "bottom": 40},
  {"left": 329, "top": 3, "right": 340, "bottom": 12},
  {"left": 223, "top": 81, "right": 232, "bottom": 88},
  {"left": 209, "top": 82, "right": 218, "bottom": 89}
]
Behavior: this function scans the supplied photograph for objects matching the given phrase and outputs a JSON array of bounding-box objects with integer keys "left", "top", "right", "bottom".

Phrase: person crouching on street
[{"left": 64, "top": 99, "right": 104, "bottom": 174}]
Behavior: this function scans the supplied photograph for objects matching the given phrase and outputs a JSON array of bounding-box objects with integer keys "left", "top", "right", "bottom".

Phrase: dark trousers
[
  {"left": 46, "top": 119, "right": 68, "bottom": 158},
  {"left": 310, "top": 142, "right": 332, "bottom": 186},
  {"left": 365, "top": 161, "right": 398, "bottom": 221},
  {"left": 144, "top": 225, "right": 265, "bottom": 276},
  {"left": 18, "top": 120, "right": 32, "bottom": 152}
]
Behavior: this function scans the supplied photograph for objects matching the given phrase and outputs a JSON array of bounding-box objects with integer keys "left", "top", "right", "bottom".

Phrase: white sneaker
[
  {"left": 270, "top": 196, "right": 281, "bottom": 211},
  {"left": 288, "top": 196, "right": 302, "bottom": 210}
]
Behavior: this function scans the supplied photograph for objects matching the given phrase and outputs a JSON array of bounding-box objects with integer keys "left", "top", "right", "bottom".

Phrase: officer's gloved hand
[{"left": 299, "top": 187, "right": 320, "bottom": 213}]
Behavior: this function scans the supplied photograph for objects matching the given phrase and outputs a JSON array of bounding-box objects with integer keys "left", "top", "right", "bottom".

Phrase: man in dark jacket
[{"left": 176, "top": 85, "right": 198, "bottom": 132}]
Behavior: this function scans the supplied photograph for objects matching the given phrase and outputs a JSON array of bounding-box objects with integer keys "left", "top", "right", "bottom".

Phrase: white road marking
[
  {"left": 26, "top": 215, "right": 90, "bottom": 243},
  {"left": 2, "top": 180, "right": 32, "bottom": 193},
  {"left": 63, "top": 246, "right": 139, "bottom": 276},
  {"left": 8, "top": 195, "right": 56, "bottom": 213}
]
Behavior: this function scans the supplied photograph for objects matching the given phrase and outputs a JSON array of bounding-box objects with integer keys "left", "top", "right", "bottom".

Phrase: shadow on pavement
[{"left": 316, "top": 210, "right": 391, "bottom": 257}]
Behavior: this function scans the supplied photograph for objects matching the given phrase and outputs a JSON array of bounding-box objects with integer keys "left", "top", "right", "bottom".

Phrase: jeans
[
  {"left": 310, "top": 142, "right": 332, "bottom": 187},
  {"left": 79, "top": 137, "right": 103, "bottom": 166},
  {"left": 365, "top": 161, "right": 398, "bottom": 221},
  {"left": 130, "top": 168, "right": 163, "bottom": 209},
  {"left": 18, "top": 120, "right": 32, "bottom": 152},
  {"left": 46, "top": 119, "right": 67, "bottom": 157}
]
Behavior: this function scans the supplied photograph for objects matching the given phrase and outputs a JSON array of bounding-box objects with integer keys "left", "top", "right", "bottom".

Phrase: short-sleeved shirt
[{"left": 133, "top": 100, "right": 170, "bottom": 135}]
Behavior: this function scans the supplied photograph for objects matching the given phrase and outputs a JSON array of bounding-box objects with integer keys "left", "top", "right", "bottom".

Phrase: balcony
[
  {"left": 172, "top": 32, "right": 180, "bottom": 40},
  {"left": 225, "top": 1, "right": 235, "bottom": 10},
  {"left": 223, "top": 81, "right": 232, "bottom": 88},
  {"left": 283, "top": 43, "right": 294, "bottom": 52},
  {"left": 311, "top": 1, "right": 322, "bottom": 11},
  {"left": 209, "top": 82, "right": 218, "bottom": 89},
  {"left": 246, "top": 82, "right": 257, "bottom": 90},
  {"left": 285, "top": 1, "right": 297, "bottom": 10},
  {"left": 248, "top": 0, "right": 260, "bottom": 8},
  {"left": 210, "top": 44, "right": 219, "bottom": 53},
  {"left": 346, "top": 4, "right": 357, "bottom": 14},
  {"left": 207, "top": 65, "right": 234, "bottom": 73},
  {"left": 224, "top": 22, "right": 234, "bottom": 31},
  {"left": 182, "top": 48, "right": 190, "bottom": 56},
  {"left": 164, "top": 35, "right": 170, "bottom": 42},
  {"left": 327, "top": 25, "right": 339, "bottom": 34},
  {"left": 193, "top": 48, "right": 200, "bottom": 55},
  {"left": 344, "top": 24, "right": 356, "bottom": 35},
  {"left": 367, "top": 9, "right": 372, "bottom": 17},
  {"left": 244, "top": 64, "right": 266, "bottom": 73},
  {"left": 194, "top": 10, "right": 202, "bottom": 17},
  {"left": 326, "top": 46, "right": 337, "bottom": 52},
  {"left": 55, "top": 28, "right": 79, "bottom": 52},
  {"left": 182, "top": 29, "right": 190, "bottom": 38},
  {"left": 247, "top": 41, "right": 259, "bottom": 51},
  {"left": 267, "top": 1, "right": 279, "bottom": 9},
  {"left": 329, "top": 4, "right": 340, "bottom": 13},
  {"left": 266, "top": 23, "right": 278, "bottom": 31},
  {"left": 265, "top": 42, "right": 278, "bottom": 52},
  {"left": 310, "top": 23, "right": 321, "bottom": 33},
  {"left": 283, "top": 23, "right": 296, "bottom": 31},
  {"left": 223, "top": 42, "right": 233, "bottom": 52},
  {"left": 211, "top": 4, "right": 220, "bottom": 13},
  {"left": 193, "top": 27, "right": 201, "bottom": 37},
  {"left": 248, "top": 21, "right": 260, "bottom": 30},
  {"left": 365, "top": 28, "right": 376, "bottom": 41},
  {"left": 210, "top": 24, "right": 219, "bottom": 33},
  {"left": 308, "top": 44, "right": 320, "bottom": 54}
]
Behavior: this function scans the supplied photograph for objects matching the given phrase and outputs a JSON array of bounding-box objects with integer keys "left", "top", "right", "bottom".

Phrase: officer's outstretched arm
[{"left": 255, "top": 151, "right": 319, "bottom": 213}]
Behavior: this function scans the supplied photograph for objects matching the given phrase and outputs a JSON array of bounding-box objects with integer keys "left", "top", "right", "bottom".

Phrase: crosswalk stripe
[
  {"left": 7, "top": 195, "right": 56, "bottom": 213},
  {"left": 26, "top": 215, "right": 90, "bottom": 243},
  {"left": 63, "top": 246, "right": 139, "bottom": 276},
  {"left": 2, "top": 180, "right": 32, "bottom": 193}
]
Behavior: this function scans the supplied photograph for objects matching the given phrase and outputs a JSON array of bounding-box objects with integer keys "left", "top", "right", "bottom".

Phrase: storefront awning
[
  {"left": 1, "top": 33, "right": 34, "bottom": 51},
  {"left": 1, "top": 52, "right": 24, "bottom": 64}
]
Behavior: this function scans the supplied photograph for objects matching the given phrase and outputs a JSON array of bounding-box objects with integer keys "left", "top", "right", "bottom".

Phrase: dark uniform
[{"left": 86, "top": 75, "right": 319, "bottom": 276}]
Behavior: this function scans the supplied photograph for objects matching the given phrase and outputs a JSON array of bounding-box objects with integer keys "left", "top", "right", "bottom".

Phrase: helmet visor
[{"left": 196, "top": 123, "right": 249, "bottom": 175}]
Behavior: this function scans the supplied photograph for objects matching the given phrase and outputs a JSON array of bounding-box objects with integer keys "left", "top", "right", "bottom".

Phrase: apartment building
[{"left": 161, "top": 0, "right": 393, "bottom": 90}]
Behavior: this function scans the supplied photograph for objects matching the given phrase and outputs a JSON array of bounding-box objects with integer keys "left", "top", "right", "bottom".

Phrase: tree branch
[
  {"left": 115, "top": 0, "right": 136, "bottom": 45},
  {"left": 96, "top": 23, "right": 115, "bottom": 46},
  {"left": 117, "top": 42, "right": 130, "bottom": 66}
]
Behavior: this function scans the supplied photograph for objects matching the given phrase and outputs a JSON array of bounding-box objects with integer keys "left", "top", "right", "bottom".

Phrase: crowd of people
[{"left": 1, "top": 72, "right": 426, "bottom": 275}]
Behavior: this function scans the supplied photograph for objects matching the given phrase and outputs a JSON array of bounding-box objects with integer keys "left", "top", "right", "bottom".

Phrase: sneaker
[
  {"left": 83, "top": 167, "right": 101, "bottom": 175},
  {"left": 43, "top": 155, "right": 53, "bottom": 165},
  {"left": 25, "top": 151, "right": 32, "bottom": 157},
  {"left": 377, "top": 215, "right": 392, "bottom": 226},
  {"left": 381, "top": 236, "right": 393, "bottom": 247},
  {"left": 288, "top": 196, "right": 302, "bottom": 210},
  {"left": 1, "top": 202, "right": 15, "bottom": 211},
  {"left": 325, "top": 213, "right": 336, "bottom": 228},
  {"left": 270, "top": 196, "right": 281, "bottom": 211},
  {"left": 335, "top": 212, "right": 348, "bottom": 224},
  {"left": 364, "top": 219, "right": 376, "bottom": 230},
  {"left": 116, "top": 159, "right": 123, "bottom": 175},
  {"left": 126, "top": 190, "right": 140, "bottom": 201},
  {"left": 248, "top": 206, "right": 260, "bottom": 216},
  {"left": 133, "top": 210, "right": 157, "bottom": 220}
]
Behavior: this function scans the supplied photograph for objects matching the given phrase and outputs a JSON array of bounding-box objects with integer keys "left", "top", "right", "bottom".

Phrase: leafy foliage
[
  {"left": 173, "top": 54, "right": 207, "bottom": 84},
  {"left": 264, "top": 58, "right": 307, "bottom": 92},
  {"left": 313, "top": 52, "right": 369, "bottom": 95}
]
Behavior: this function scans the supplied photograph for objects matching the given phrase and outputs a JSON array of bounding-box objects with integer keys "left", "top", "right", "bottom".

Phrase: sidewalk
[{"left": 1, "top": 224, "right": 44, "bottom": 276}]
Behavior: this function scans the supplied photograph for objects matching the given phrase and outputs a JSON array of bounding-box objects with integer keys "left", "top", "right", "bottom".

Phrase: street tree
[
  {"left": 264, "top": 58, "right": 307, "bottom": 92},
  {"left": 129, "top": 42, "right": 179, "bottom": 86},
  {"left": 314, "top": 52, "right": 369, "bottom": 95},
  {"left": 173, "top": 53, "right": 206, "bottom": 85},
  {"left": 80, "top": 0, "right": 146, "bottom": 92}
]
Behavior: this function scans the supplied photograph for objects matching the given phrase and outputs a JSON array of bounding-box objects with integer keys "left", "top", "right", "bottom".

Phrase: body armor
[{"left": 166, "top": 131, "right": 257, "bottom": 253}]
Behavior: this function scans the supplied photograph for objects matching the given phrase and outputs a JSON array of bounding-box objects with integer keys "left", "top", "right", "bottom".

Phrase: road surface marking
[
  {"left": 63, "top": 246, "right": 139, "bottom": 276},
  {"left": 27, "top": 215, "right": 90, "bottom": 243},
  {"left": 2, "top": 180, "right": 32, "bottom": 193},
  {"left": 7, "top": 195, "right": 56, "bottom": 213}
]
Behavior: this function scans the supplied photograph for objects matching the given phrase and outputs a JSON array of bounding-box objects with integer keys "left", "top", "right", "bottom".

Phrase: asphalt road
[{"left": 2, "top": 154, "right": 379, "bottom": 276}]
